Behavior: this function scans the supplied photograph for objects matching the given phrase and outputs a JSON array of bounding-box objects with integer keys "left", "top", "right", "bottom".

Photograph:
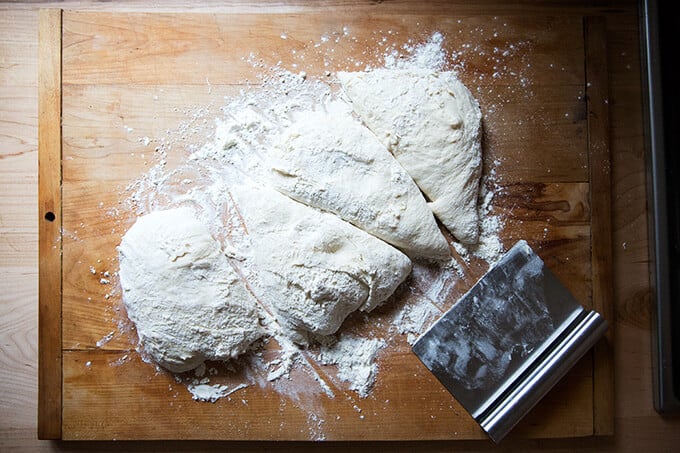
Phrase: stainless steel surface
[
  {"left": 412, "top": 240, "right": 608, "bottom": 443},
  {"left": 640, "top": 0, "right": 680, "bottom": 414}
]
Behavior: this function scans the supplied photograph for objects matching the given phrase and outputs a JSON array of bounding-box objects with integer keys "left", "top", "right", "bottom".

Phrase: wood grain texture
[
  {"left": 50, "top": 10, "right": 605, "bottom": 441},
  {"left": 4, "top": 1, "right": 680, "bottom": 451},
  {"left": 37, "top": 8, "right": 62, "bottom": 440},
  {"left": 0, "top": 9, "right": 41, "bottom": 448},
  {"left": 0, "top": 0, "right": 639, "bottom": 15},
  {"left": 585, "top": 15, "right": 615, "bottom": 436},
  {"left": 62, "top": 12, "right": 585, "bottom": 87},
  {"left": 60, "top": 349, "right": 594, "bottom": 440}
]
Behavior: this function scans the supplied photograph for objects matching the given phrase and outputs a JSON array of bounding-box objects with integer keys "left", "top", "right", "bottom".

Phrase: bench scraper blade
[{"left": 412, "top": 240, "right": 607, "bottom": 443}]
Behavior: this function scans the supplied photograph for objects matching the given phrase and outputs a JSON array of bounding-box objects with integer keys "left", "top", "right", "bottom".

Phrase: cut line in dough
[
  {"left": 231, "top": 184, "right": 412, "bottom": 337},
  {"left": 267, "top": 100, "right": 450, "bottom": 260},
  {"left": 338, "top": 69, "right": 483, "bottom": 244}
]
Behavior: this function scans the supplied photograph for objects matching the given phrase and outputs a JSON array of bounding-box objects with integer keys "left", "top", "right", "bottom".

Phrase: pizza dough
[
  {"left": 231, "top": 184, "right": 412, "bottom": 336},
  {"left": 118, "top": 208, "right": 264, "bottom": 373},
  {"left": 338, "top": 69, "right": 483, "bottom": 244},
  {"left": 267, "top": 101, "right": 450, "bottom": 260}
]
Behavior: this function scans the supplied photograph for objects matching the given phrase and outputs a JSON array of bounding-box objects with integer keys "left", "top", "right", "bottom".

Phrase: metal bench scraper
[{"left": 412, "top": 240, "right": 608, "bottom": 443}]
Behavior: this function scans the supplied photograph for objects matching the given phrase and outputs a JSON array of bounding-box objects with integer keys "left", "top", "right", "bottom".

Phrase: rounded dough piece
[{"left": 118, "top": 208, "right": 264, "bottom": 373}]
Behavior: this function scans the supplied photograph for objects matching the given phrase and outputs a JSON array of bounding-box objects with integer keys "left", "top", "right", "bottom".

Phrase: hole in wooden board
[{"left": 44, "top": 211, "right": 55, "bottom": 222}]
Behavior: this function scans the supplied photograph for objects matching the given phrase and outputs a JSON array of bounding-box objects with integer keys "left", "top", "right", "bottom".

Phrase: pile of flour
[{"left": 116, "top": 31, "right": 505, "bottom": 407}]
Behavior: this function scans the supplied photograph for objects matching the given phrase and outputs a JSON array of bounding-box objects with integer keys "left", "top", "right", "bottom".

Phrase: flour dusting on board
[
  {"left": 315, "top": 334, "right": 387, "bottom": 398},
  {"left": 97, "top": 26, "right": 530, "bottom": 438}
]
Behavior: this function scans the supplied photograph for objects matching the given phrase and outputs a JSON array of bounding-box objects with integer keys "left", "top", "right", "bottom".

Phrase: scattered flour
[
  {"left": 110, "top": 27, "right": 515, "bottom": 438},
  {"left": 391, "top": 293, "right": 443, "bottom": 345},
  {"left": 384, "top": 32, "right": 447, "bottom": 70},
  {"left": 188, "top": 382, "right": 248, "bottom": 403},
  {"left": 96, "top": 330, "right": 115, "bottom": 348},
  {"left": 316, "top": 335, "right": 386, "bottom": 398}
]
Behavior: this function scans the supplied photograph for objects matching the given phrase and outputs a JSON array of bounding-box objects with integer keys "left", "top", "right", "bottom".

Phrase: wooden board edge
[
  {"left": 38, "top": 7, "right": 63, "bottom": 441},
  {"left": 51, "top": 11, "right": 608, "bottom": 441},
  {"left": 585, "top": 15, "right": 615, "bottom": 437}
]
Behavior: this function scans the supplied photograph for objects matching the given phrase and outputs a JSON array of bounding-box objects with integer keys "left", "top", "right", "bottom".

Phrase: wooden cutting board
[{"left": 38, "top": 8, "right": 613, "bottom": 441}]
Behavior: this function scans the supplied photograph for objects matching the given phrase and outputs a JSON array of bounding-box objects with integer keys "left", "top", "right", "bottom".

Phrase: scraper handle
[{"left": 478, "top": 309, "right": 608, "bottom": 443}]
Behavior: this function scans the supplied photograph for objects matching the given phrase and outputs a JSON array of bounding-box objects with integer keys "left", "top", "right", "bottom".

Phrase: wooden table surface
[{"left": 2, "top": 1, "right": 680, "bottom": 451}]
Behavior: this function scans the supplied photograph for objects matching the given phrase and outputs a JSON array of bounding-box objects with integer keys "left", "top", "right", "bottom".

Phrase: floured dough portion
[
  {"left": 267, "top": 101, "right": 450, "bottom": 260},
  {"left": 231, "top": 184, "right": 412, "bottom": 336},
  {"left": 338, "top": 69, "right": 483, "bottom": 244},
  {"left": 118, "top": 208, "right": 264, "bottom": 373}
]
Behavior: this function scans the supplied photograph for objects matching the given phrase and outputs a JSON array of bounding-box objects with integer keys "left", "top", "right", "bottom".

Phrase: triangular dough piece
[
  {"left": 231, "top": 184, "right": 411, "bottom": 336},
  {"left": 118, "top": 208, "right": 264, "bottom": 373},
  {"left": 267, "top": 101, "right": 450, "bottom": 260},
  {"left": 338, "top": 69, "right": 483, "bottom": 244}
]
